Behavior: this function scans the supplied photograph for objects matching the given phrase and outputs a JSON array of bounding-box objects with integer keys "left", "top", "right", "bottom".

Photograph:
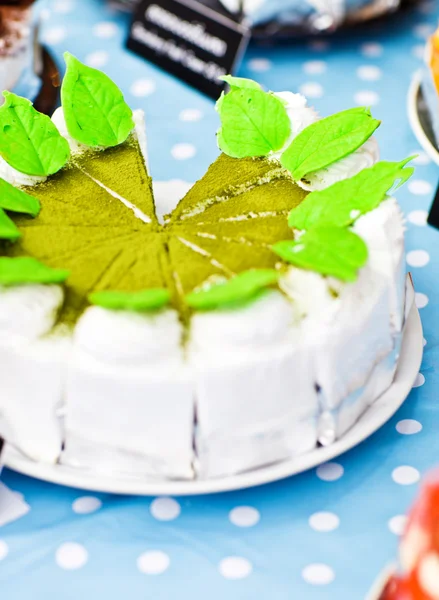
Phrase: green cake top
[{"left": 0, "top": 56, "right": 414, "bottom": 323}]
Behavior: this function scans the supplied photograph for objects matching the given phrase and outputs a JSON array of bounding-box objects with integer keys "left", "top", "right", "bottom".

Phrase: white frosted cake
[{"left": 0, "top": 55, "right": 414, "bottom": 480}]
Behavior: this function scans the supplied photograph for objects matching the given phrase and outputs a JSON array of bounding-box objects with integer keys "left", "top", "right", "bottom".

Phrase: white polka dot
[
  {"left": 179, "top": 109, "right": 203, "bottom": 122},
  {"left": 413, "top": 44, "right": 426, "bottom": 59},
  {"left": 137, "top": 551, "right": 170, "bottom": 575},
  {"left": 388, "top": 515, "right": 407, "bottom": 535},
  {"left": 72, "top": 497, "right": 102, "bottom": 515},
  {"left": 392, "top": 466, "right": 421, "bottom": 486},
  {"left": 85, "top": 51, "right": 109, "bottom": 69},
  {"left": 93, "top": 22, "right": 119, "bottom": 38},
  {"left": 424, "top": 337, "right": 427, "bottom": 346},
  {"left": 53, "top": 0, "right": 75, "bottom": 13},
  {"left": 413, "top": 373, "right": 426, "bottom": 388},
  {"left": 409, "top": 180, "right": 433, "bottom": 195},
  {"left": 303, "top": 60, "right": 327, "bottom": 75},
  {"left": 354, "top": 90, "right": 380, "bottom": 106},
  {"left": 360, "top": 42, "right": 383, "bottom": 58},
  {"left": 309, "top": 512, "right": 340, "bottom": 532},
  {"left": 55, "top": 543, "right": 88, "bottom": 570},
  {"left": 130, "top": 79, "right": 156, "bottom": 97},
  {"left": 357, "top": 65, "right": 382, "bottom": 81},
  {"left": 396, "top": 419, "right": 423, "bottom": 435},
  {"left": 406, "top": 250, "right": 430, "bottom": 267},
  {"left": 308, "top": 40, "right": 330, "bottom": 52},
  {"left": 412, "top": 152, "right": 431, "bottom": 166},
  {"left": 40, "top": 8, "right": 51, "bottom": 21},
  {"left": 229, "top": 507, "right": 260, "bottom": 528},
  {"left": 299, "top": 82, "right": 324, "bottom": 98},
  {"left": 413, "top": 23, "right": 435, "bottom": 38},
  {"left": 316, "top": 462, "right": 344, "bottom": 482},
  {"left": 302, "top": 563, "right": 335, "bottom": 585},
  {"left": 0, "top": 540, "right": 8, "bottom": 561},
  {"left": 248, "top": 58, "right": 272, "bottom": 72},
  {"left": 42, "top": 26, "right": 66, "bottom": 45},
  {"left": 407, "top": 210, "right": 428, "bottom": 226},
  {"left": 415, "top": 292, "right": 429, "bottom": 308},
  {"left": 171, "top": 143, "right": 196, "bottom": 160},
  {"left": 150, "top": 497, "right": 181, "bottom": 521},
  {"left": 219, "top": 557, "right": 252, "bottom": 580}
]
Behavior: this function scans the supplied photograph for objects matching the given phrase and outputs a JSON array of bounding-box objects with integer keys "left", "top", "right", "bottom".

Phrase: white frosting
[
  {"left": 280, "top": 268, "right": 342, "bottom": 320},
  {"left": 52, "top": 108, "right": 148, "bottom": 161},
  {"left": 74, "top": 306, "right": 182, "bottom": 364},
  {"left": 353, "top": 197, "right": 406, "bottom": 332},
  {"left": 0, "top": 155, "right": 46, "bottom": 188},
  {"left": 0, "top": 284, "right": 69, "bottom": 463},
  {"left": 63, "top": 307, "right": 194, "bottom": 479},
  {"left": 272, "top": 92, "right": 319, "bottom": 160},
  {"left": 271, "top": 91, "right": 379, "bottom": 191},
  {"left": 0, "top": 284, "right": 63, "bottom": 341},
  {"left": 190, "top": 290, "right": 294, "bottom": 350},
  {"left": 51, "top": 107, "right": 84, "bottom": 154},
  {"left": 190, "top": 291, "right": 318, "bottom": 478},
  {"left": 298, "top": 136, "right": 380, "bottom": 191}
]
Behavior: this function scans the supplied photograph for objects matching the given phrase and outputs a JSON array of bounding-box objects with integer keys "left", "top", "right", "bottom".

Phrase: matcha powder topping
[{"left": 0, "top": 138, "right": 308, "bottom": 325}]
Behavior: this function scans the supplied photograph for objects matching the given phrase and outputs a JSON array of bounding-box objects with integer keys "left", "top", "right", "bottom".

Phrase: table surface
[{"left": 1, "top": 0, "right": 439, "bottom": 598}]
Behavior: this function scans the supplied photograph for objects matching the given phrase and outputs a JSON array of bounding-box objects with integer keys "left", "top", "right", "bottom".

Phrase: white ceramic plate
[
  {"left": 408, "top": 71, "right": 439, "bottom": 166},
  {"left": 3, "top": 297, "right": 423, "bottom": 496}
]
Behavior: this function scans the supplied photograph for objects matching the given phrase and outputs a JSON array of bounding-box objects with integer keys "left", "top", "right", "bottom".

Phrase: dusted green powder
[
  {"left": 74, "top": 136, "right": 157, "bottom": 222},
  {"left": 1, "top": 143, "right": 309, "bottom": 325},
  {"left": 168, "top": 153, "right": 287, "bottom": 223}
]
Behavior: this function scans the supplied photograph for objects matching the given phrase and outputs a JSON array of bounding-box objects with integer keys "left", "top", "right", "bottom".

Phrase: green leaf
[
  {"left": 89, "top": 288, "right": 171, "bottom": 312},
  {"left": 220, "top": 75, "right": 262, "bottom": 91},
  {"left": 281, "top": 107, "right": 381, "bottom": 181},
  {"left": 0, "top": 209, "right": 21, "bottom": 241},
  {"left": 0, "top": 92, "right": 70, "bottom": 176},
  {"left": 0, "top": 257, "right": 70, "bottom": 286},
  {"left": 61, "top": 52, "right": 135, "bottom": 148},
  {"left": 272, "top": 227, "right": 368, "bottom": 282},
  {"left": 216, "top": 88, "right": 291, "bottom": 158},
  {"left": 288, "top": 157, "right": 415, "bottom": 230},
  {"left": 185, "top": 269, "right": 280, "bottom": 310},
  {"left": 0, "top": 177, "right": 40, "bottom": 217}
]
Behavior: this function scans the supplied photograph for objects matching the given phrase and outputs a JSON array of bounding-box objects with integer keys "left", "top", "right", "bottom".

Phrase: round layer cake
[{"left": 0, "top": 54, "right": 413, "bottom": 480}]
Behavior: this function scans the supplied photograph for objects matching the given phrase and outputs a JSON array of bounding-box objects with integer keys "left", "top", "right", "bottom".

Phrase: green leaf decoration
[
  {"left": 0, "top": 257, "right": 70, "bottom": 286},
  {"left": 61, "top": 52, "right": 135, "bottom": 148},
  {"left": 0, "top": 92, "right": 70, "bottom": 176},
  {"left": 281, "top": 107, "right": 381, "bottom": 181},
  {"left": 185, "top": 269, "right": 280, "bottom": 310},
  {"left": 220, "top": 75, "right": 262, "bottom": 91},
  {"left": 0, "top": 177, "right": 40, "bottom": 217},
  {"left": 288, "top": 157, "right": 415, "bottom": 230},
  {"left": 0, "top": 210, "right": 21, "bottom": 241},
  {"left": 272, "top": 227, "right": 368, "bottom": 282},
  {"left": 89, "top": 288, "right": 171, "bottom": 312},
  {"left": 216, "top": 87, "right": 291, "bottom": 158}
]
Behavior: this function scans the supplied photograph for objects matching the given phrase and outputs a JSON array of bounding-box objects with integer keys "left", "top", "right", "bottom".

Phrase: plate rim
[
  {"left": 3, "top": 299, "right": 423, "bottom": 496},
  {"left": 407, "top": 70, "right": 439, "bottom": 166}
]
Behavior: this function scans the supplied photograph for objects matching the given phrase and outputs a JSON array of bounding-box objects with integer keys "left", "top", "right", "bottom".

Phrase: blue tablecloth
[{"left": 1, "top": 1, "right": 439, "bottom": 598}]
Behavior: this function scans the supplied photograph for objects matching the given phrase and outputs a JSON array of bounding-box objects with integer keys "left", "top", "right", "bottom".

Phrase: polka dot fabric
[{"left": 0, "top": 0, "right": 438, "bottom": 598}]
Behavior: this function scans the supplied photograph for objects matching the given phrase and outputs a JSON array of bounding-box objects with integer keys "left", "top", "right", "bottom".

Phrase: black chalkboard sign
[{"left": 126, "top": 0, "right": 250, "bottom": 99}]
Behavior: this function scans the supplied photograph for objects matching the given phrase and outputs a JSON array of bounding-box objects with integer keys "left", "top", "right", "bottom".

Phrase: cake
[
  {"left": 0, "top": 1, "right": 37, "bottom": 94},
  {"left": 372, "top": 471, "right": 439, "bottom": 599},
  {"left": 0, "top": 53, "right": 414, "bottom": 480}
]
